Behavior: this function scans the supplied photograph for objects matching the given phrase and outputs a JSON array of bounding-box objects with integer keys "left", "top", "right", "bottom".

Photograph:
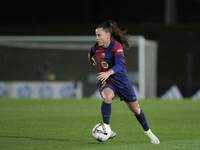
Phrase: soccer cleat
[
  {"left": 144, "top": 129, "right": 160, "bottom": 144},
  {"left": 109, "top": 130, "right": 117, "bottom": 139}
]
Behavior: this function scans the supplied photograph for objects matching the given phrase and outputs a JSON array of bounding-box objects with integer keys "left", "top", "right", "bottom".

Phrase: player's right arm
[
  {"left": 88, "top": 54, "right": 97, "bottom": 66},
  {"left": 88, "top": 46, "right": 97, "bottom": 66}
]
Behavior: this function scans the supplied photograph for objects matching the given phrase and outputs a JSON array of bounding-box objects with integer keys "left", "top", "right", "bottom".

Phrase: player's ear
[{"left": 107, "top": 32, "right": 111, "bottom": 40}]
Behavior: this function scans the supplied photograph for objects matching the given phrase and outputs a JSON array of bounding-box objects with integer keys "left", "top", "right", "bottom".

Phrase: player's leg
[
  {"left": 98, "top": 82, "right": 116, "bottom": 125},
  {"left": 125, "top": 101, "right": 160, "bottom": 144},
  {"left": 98, "top": 82, "right": 117, "bottom": 139},
  {"left": 100, "top": 87, "right": 115, "bottom": 125},
  {"left": 125, "top": 101, "right": 149, "bottom": 130},
  {"left": 117, "top": 84, "right": 159, "bottom": 144},
  {"left": 100, "top": 87, "right": 117, "bottom": 139}
]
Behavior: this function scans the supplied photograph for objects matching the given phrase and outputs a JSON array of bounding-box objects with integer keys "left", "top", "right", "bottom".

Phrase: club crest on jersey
[
  {"left": 102, "top": 53, "right": 105, "bottom": 58},
  {"left": 101, "top": 61, "right": 109, "bottom": 69}
]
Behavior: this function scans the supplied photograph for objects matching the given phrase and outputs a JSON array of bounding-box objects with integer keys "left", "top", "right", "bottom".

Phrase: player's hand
[
  {"left": 90, "top": 57, "right": 97, "bottom": 66},
  {"left": 97, "top": 72, "right": 110, "bottom": 82},
  {"left": 97, "top": 69, "right": 114, "bottom": 82},
  {"left": 88, "top": 54, "right": 97, "bottom": 66}
]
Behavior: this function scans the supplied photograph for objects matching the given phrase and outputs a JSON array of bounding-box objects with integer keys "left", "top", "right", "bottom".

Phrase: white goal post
[{"left": 0, "top": 36, "right": 158, "bottom": 99}]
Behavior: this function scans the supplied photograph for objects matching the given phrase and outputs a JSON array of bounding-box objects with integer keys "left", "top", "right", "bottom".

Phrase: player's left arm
[
  {"left": 97, "top": 55, "right": 123, "bottom": 82},
  {"left": 111, "top": 54, "right": 124, "bottom": 73},
  {"left": 97, "top": 42, "right": 124, "bottom": 82},
  {"left": 111, "top": 42, "right": 124, "bottom": 73},
  {"left": 97, "top": 69, "right": 114, "bottom": 82}
]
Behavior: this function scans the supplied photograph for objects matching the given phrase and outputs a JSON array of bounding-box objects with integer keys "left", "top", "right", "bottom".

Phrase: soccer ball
[{"left": 92, "top": 123, "right": 111, "bottom": 142}]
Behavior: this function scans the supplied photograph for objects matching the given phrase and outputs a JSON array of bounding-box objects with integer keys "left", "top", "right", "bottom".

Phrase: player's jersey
[{"left": 89, "top": 40, "right": 130, "bottom": 88}]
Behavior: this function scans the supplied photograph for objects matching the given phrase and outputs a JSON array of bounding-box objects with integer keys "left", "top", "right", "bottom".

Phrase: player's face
[{"left": 95, "top": 28, "right": 111, "bottom": 48}]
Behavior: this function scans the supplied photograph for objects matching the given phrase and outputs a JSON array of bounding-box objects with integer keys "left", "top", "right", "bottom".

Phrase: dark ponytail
[{"left": 97, "top": 20, "right": 129, "bottom": 49}]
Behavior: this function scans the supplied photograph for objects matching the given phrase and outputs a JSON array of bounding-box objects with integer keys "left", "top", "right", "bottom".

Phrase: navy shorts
[{"left": 98, "top": 81, "right": 137, "bottom": 102}]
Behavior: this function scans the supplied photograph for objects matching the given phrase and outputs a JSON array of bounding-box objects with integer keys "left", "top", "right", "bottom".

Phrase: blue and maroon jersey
[{"left": 89, "top": 40, "right": 130, "bottom": 88}]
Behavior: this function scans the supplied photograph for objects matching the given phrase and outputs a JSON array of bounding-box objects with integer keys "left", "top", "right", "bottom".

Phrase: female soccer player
[{"left": 88, "top": 20, "right": 160, "bottom": 144}]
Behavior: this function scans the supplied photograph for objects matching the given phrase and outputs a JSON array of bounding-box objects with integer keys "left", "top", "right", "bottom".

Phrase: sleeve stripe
[{"left": 115, "top": 54, "right": 124, "bottom": 58}]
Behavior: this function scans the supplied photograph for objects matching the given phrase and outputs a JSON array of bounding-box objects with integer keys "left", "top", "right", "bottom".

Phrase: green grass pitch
[{"left": 0, "top": 98, "right": 200, "bottom": 150}]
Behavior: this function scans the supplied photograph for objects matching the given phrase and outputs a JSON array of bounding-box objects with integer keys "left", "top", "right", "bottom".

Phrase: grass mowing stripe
[{"left": 0, "top": 98, "right": 200, "bottom": 150}]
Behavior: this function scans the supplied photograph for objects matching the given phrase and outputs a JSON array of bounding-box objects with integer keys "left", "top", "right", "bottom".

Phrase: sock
[
  {"left": 135, "top": 109, "right": 150, "bottom": 131},
  {"left": 145, "top": 129, "right": 151, "bottom": 133},
  {"left": 144, "top": 129, "right": 151, "bottom": 135},
  {"left": 101, "top": 101, "right": 111, "bottom": 125}
]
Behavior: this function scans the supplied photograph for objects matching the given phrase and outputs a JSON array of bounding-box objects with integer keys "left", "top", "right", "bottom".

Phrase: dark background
[
  {"left": 1, "top": 0, "right": 200, "bottom": 24},
  {"left": 1, "top": 0, "right": 200, "bottom": 97}
]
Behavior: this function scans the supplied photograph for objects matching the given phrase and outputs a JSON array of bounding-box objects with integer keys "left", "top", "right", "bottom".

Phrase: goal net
[{"left": 0, "top": 36, "right": 157, "bottom": 99}]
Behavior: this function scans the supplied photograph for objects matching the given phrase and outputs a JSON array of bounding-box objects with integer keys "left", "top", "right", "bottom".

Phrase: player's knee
[
  {"left": 129, "top": 104, "right": 141, "bottom": 115},
  {"left": 133, "top": 108, "right": 141, "bottom": 115},
  {"left": 103, "top": 94, "right": 113, "bottom": 104},
  {"left": 101, "top": 90, "right": 114, "bottom": 104}
]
